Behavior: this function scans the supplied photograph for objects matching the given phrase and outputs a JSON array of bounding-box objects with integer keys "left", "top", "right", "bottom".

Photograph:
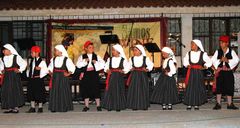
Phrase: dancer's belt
[
  {"left": 0, "top": 68, "right": 18, "bottom": 85},
  {"left": 49, "top": 69, "right": 66, "bottom": 89},
  {"left": 105, "top": 68, "right": 123, "bottom": 91},
  {"left": 184, "top": 65, "right": 203, "bottom": 86},
  {"left": 126, "top": 67, "right": 146, "bottom": 86}
]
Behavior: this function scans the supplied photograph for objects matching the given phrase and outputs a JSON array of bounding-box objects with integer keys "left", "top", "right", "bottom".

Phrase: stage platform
[{"left": 0, "top": 102, "right": 239, "bottom": 128}]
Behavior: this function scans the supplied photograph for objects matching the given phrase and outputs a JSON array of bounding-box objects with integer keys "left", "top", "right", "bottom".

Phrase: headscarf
[
  {"left": 162, "top": 47, "right": 177, "bottom": 63},
  {"left": 3, "top": 44, "right": 19, "bottom": 55},
  {"left": 135, "top": 45, "right": 146, "bottom": 56},
  {"left": 192, "top": 39, "right": 204, "bottom": 52},
  {"left": 55, "top": 44, "right": 69, "bottom": 57},
  {"left": 112, "top": 44, "right": 126, "bottom": 59}
]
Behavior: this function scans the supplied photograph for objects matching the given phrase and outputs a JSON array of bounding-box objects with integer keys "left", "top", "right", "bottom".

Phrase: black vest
[
  {"left": 217, "top": 48, "right": 232, "bottom": 68},
  {"left": 109, "top": 57, "right": 124, "bottom": 69},
  {"left": 189, "top": 51, "right": 205, "bottom": 66},
  {"left": 131, "top": 56, "right": 147, "bottom": 68},
  {"left": 82, "top": 53, "right": 98, "bottom": 72},
  {"left": 3, "top": 55, "right": 19, "bottom": 69},
  {"left": 162, "top": 58, "right": 172, "bottom": 74},
  {"left": 29, "top": 57, "right": 42, "bottom": 78}
]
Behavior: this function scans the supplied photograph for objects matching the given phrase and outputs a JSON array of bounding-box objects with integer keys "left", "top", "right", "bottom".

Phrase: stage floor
[{"left": 0, "top": 102, "right": 240, "bottom": 128}]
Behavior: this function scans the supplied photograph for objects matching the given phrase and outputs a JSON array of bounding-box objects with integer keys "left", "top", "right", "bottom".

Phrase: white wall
[{"left": 0, "top": 6, "right": 239, "bottom": 67}]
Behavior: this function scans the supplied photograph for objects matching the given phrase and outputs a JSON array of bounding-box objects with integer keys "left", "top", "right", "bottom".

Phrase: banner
[{"left": 51, "top": 22, "right": 161, "bottom": 67}]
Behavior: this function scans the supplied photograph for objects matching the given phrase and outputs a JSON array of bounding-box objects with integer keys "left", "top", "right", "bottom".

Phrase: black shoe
[
  {"left": 162, "top": 105, "right": 167, "bottom": 110},
  {"left": 194, "top": 106, "right": 199, "bottom": 110},
  {"left": 26, "top": 108, "right": 36, "bottom": 113},
  {"left": 97, "top": 106, "right": 102, "bottom": 111},
  {"left": 38, "top": 108, "right": 43, "bottom": 113},
  {"left": 82, "top": 107, "right": 90, "bottom": 112},
  {"left": 213, "top": 103, "right": 221, "bottom": 110},
  {"left": 116, "top": 110, "right": 121, "bottom": 112},
  {"left": 3, "top": 109, "right": 13, "bottom": 114},
  {"left": 168, "top": 106, "right": 172, "bottom": 110},
  {"left": 12, "top": 109, "right": 19, "bottom": 113},
  {"left": 227, "top": 103, "right": 239, "bottom": 110},
  {"left": 132, "top": 109, "right": 137, "bottom": 111},
  {"left": 186, "top": 106, "right": 192, "bottom": 110}
]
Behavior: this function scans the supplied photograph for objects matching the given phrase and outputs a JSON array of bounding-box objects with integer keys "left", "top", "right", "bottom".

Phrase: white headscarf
[
  {"left": 3, "top": 44, "right": 19, "bottom": 55},
  {"left": 55, "top": 44, "right": 69, "bottom": 57},
  {"left": 113, "top": 44, "right": 126, "bottom": 59},
  {"left": 192, "top": 39, "right": 204, "bottom": 52},
  {"left": 162, "top": 47, "right": 177, "bottom": 63},
  {"left": 135, "top": 45, "right": 146, "bottom": 56}
]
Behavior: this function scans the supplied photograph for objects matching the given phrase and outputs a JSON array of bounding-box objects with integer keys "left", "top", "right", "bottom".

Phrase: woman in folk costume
[
  {"left": 212, "top": 36, "right": 239, "bottom": 110},
  {"left": 48, "top": 44, "right": 76, "bottom": 112},
  {"left": 26, "top": 46, "right": 48, "bottom": 113},
  {"left": 102, "top": 44, "right": 130, "bottom": 112},
  {"left": 183, "top": 40, "right": 212, "bottom": 110},
  {"left": 150, "top": 47, "right": 179, "bottom": 110},
  {"left": 76, "top": 41, "right": 105, "bottom": 112},
  {"left": 127, "top": 44, "right": 154, "bottom": 110},
  {"left": 0, "top": 44, "right": 27, "bottom": 113}
]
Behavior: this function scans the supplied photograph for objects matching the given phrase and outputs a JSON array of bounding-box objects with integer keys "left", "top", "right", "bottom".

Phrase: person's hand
[
  {"left": 92, "top": 60, "right": 96, "bottom": 64},
  {"left": 143, "top": 68, "right": 148, "bottom": 72},
  {"left": 222, "top": 57, "right": 229, "bottom": 63},
  {"left": 64, "top": 72, "right": 71, "bottom": 77},
  {"left": 14, "top": 69, "right": 20, "bottom": 73},
  {"left": 35, "top": 66, "right": 41, "bottom": 70},
  {"left": 165, "top": 71, "right": 169, "bottom": 75},
  {"left": 85, "top": 58, "right": 89, "bottom": 62},
  {"left": 48, "top": 71, "right": 53, "bottom": 76},
  {"left": 107, "top": 70, "right": 111, "bottom": 74}
]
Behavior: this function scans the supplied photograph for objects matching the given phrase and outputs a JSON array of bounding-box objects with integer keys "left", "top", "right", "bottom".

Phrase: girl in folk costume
[
  {"left": 76, "top": 41, "right": 105, "bottom": 112},
  {"left": 48, "top": 45, "right": 76, "bottom": 112},
  {"left": 212, "top": 36, "right": 239, "bottom": 110},
  {"left": 127, "top": 45, "right": 154, "bottom": 110},
  {"left": 102, "top": 44, "right": 130, "bottom": 112},
  {"left": 26, "top": 46, "right": 48, "bottom": 113},
  {"left": 183, "top": 40, "right": 212, "bottom": 110},
  {"left": 150, "top": 47, "right": 179, "bottom": 110},
  {"left": 0, "top": 44, "right": 27, "bottom": 113}
]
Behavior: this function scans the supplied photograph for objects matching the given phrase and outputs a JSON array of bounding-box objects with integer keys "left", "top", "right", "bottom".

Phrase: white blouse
[
  {"left": 48, "top": 56, "right": 76, "bottom": 74},
  {"left": 183, "top": 51, "right": 212, "bottom": 68},
  {"left": 0, "top": 54, "right": 27, "bottom": 73},
  {"left": 76, "top": 54, "right": 105, "bottom": 71},
  {"left": 104, "top": 57, "right": 130, "bottom": 74},
  {"left": 129, "top": 55, "right": 154, "bottom": 71},
  {"left": 211, "top": 48, "right": 239, "bottom": 70},
  {"left": 26, "top": 57, "right": 49, "bottom": 78},
  {"left": 163, "top": 58, "right": 176, "bottom": 77}
]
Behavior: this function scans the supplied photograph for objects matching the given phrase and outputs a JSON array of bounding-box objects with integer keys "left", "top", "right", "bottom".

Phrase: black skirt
[
  {"left": 80, "top": 71, "right": 101, "bottom": 99},
  {"left": 27, "top": 78, "right": 46, "bottom": 103},
  {"left": 48, "top": 72, "right": 73, "bottom": 112},
  {"left": 183, "top": 69, "right": 207, "bottom": 106},
  {"left": 216, "top": 70, "right": 234, "bottom": 96},
  {"left": 102, "top": 72, "right": 126, "bottom": 111},
  {"left": 1, "top": 71, "right": 24, "bottom": 109},
  {"left": 150, "top": 74, "right": 179, "bottom": 105},
  {"left": 127, "top": 71, "right": 150, "bottom": 110}
]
